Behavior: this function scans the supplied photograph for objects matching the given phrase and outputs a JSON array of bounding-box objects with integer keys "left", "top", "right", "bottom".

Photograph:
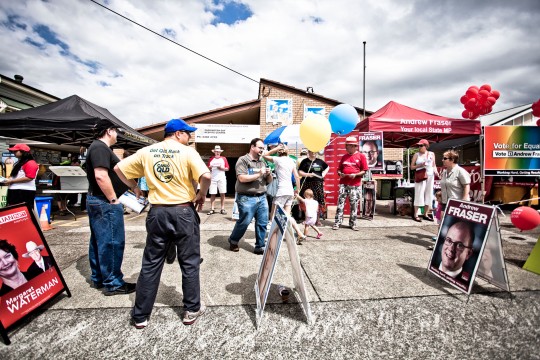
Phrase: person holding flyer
[
  {"left": 115, "top": 118, "right": 211, "bottom": 328},
  {"left": 85, "top": 120, "right": 140, "bottom": 296}
]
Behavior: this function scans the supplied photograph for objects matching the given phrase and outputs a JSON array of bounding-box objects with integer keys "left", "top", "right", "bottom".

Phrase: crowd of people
[{"left": 1, "top": 121, "right": 478, "bottom": 330}]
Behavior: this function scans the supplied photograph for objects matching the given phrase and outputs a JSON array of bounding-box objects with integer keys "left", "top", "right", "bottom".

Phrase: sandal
[
  {"left": 413, "top": 216, "right": 422, "bottom": 222},
  {"left": 207, "top": 209, "right": 215, "bottom": 215},
  {"left": 220, "top": 209, "right": 227, "bottom": 215}
]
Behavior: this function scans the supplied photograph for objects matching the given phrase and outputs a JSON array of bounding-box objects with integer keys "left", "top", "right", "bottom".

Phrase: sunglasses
[
  {"left": 418, "top": 144, "right": 426, "bottom": 147},
  {"left": 442, "top": 157, "right": 451, "bottom": 160}
]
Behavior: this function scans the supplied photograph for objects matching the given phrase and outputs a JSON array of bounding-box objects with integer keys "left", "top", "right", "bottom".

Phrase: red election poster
[{"left": 0, "top": 204, "right": 69, "bottom": 334}]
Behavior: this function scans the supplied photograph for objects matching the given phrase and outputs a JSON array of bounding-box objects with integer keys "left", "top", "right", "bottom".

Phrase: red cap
[
  {"left": 8, "top": 143, "right": 31, "bottom": 152},
  {"left": 416, "top": 139, "right": 429, "bottom": 146}
]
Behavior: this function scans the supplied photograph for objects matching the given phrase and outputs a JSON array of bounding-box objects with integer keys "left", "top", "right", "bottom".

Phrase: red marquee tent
[{"left": 356, "top": 101, "right": 481, "bottom": 148}]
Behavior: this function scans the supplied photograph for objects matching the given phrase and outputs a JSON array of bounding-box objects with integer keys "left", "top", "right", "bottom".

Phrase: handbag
[{"left": 414, "top": 168, "right": 427, "bottom": 183}]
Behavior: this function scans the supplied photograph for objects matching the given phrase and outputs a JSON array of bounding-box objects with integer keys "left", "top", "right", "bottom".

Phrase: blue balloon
[{"left": 328, "top": 104, "right": 359, "bottom": 135}]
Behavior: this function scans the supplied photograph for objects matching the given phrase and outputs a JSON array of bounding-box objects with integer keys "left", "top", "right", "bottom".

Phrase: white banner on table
[{"left": 194, "top": 124, "right": 260, "bottom": 144}]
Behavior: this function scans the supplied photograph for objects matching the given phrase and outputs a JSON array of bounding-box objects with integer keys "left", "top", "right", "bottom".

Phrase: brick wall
[{"left": 258, "top": 85, "right": 341, "bottom": 158}]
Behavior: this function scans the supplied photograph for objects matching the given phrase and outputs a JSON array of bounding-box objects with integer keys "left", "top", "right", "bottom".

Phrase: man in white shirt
[{"left": 207, "top": 145, "right": 229, "bottom": 214}]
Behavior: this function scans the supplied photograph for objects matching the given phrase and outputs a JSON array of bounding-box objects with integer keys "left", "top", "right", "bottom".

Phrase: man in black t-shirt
[{"left": 85, "top": 120, "right": 140, "bottom": 296}]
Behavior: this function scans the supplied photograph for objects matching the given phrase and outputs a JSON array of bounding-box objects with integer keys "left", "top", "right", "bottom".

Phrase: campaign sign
[
  {"left": 0, "top": 204, "right": 70, "bottom": 344},
  {"left": 359, "top": 132, "right": 384, "bottom": 171},
  {"left": 428, "top": 199, "right": 495, "bottom": 294},
  {"left": 283, "top": 219, "right": 313, "bottom": 324},
  {"left": 362, "top": 180, "right": 376, "bottom": 220},
  {"left": 484, "top": 126, "right": 540, "bottom": 176},
  {"left": 255, "top": 204, "right": 288, "bottom": 327}
]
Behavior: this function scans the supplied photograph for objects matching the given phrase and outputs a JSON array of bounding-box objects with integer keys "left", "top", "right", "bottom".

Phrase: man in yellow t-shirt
[{"left": 114, "top": 118, "right": 211, "bottom": 328}]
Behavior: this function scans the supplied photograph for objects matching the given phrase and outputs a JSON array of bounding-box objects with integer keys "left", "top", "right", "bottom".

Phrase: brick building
[{"left": 138, "top": 78, "right": 404, "bottom": 201}]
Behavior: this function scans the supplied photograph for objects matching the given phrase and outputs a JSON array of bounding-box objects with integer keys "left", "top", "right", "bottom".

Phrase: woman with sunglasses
[
  {"left": 411, "top": 139, "right": 438, "bottom": 222},
  {"left": 440, "top": 150, "right": 471, "bottom": 208},
  {"left": 428, "top": 150, "right": 471, "bottom": 244}
]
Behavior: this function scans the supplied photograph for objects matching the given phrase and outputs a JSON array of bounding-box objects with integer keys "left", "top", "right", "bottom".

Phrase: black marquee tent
[{"left": 0, "top": 95, "right": 155, "bottom": 150}]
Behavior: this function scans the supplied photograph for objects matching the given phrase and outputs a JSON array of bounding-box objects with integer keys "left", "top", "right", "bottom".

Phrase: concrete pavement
[{"left": 1, "top": 199, "right": 539, "bottom": 359}]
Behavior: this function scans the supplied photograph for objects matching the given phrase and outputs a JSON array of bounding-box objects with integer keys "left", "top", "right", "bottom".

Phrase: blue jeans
[
  {"left": 87, "top": 195, "right": 126, "bottom": 291},
  {"left": 229, "top": 194, "right": 268, "bottom": 249}
]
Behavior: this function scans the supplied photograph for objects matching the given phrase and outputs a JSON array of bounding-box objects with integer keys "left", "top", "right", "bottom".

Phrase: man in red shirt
[{"left": 332, "top": 136, "right": 368, "bottom": 231}]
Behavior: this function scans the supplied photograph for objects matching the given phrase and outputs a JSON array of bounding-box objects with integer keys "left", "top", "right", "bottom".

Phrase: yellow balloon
[{"left": 300, "top": 114, "right": 331, "bottom": 152}]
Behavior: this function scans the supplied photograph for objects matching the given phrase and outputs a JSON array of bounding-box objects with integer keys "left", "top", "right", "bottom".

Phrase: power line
[{"left": 88, "top": 0, "right": 260, "bottom": 85}]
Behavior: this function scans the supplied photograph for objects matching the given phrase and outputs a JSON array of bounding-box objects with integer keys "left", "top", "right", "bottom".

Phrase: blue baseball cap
[{"left": 164, "top": 118, "right": 197, "bottom": 133}]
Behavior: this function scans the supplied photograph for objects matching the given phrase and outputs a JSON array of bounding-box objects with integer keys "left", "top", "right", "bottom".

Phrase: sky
[{"left": 1, "top": 0, "right": 539, "bottom": 129}]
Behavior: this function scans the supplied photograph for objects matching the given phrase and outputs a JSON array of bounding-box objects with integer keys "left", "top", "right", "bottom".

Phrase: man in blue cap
[{"left": 115, "top": 118, "right": 211, "bottom": 328}]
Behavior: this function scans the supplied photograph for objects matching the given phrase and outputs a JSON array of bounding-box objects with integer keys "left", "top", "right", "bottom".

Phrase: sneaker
[
  {"left": 431, "top": 236, "right": 437, "bottom": 242},
  {"left": 104, "top": 282, "right": 136, "bottom": 296},
  {"left": 351, "top": 225, "right": 359, "bottom": 231},
  {"left": 229, "top": 243, "right": 239, "bottom": 252},
  {"left": 427, "top": 245, "right": 434, "bottom": 250},
  {"left": 254, "top": 247, "right": 265, "bottom": 255},
  {"left": 91, "top": 281, "right": 104, "bottom": 290},
  {"left": 316, "top": 233, "right": 323, "bottom": 239},
  {"left": 131, "top": 318, "right": 148, "bottom": 329},
  {"left": 332, "top": 224, "right": 339, "bottom": 230},
  {"left": 183, "top": 304, "right": 206, "bottom": 325}
]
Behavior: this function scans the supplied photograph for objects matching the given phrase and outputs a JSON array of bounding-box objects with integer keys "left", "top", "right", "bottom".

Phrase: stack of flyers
[{"left": 118, "top": 190, "right": 149, "bottom": 213}]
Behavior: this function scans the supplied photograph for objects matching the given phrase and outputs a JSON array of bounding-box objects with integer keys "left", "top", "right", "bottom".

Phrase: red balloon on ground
[{"left": 511, "top": 206, "right": 540, "bottom": 231}]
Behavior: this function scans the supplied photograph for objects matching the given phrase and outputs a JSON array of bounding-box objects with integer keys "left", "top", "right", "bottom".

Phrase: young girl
[
  {"left": 295, "top": 189, "right": 323, "bottom": 240},
  {"left": 434, "top": 191, "right": 443, "bottom": 225}
]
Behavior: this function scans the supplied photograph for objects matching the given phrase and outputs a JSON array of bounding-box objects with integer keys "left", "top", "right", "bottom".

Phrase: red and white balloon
[
  {"left": 459, "top": 84, "right": 500, "bottom": 119},
  {"left": 510, "top": 206, "right": 540, "bottom": 231}
]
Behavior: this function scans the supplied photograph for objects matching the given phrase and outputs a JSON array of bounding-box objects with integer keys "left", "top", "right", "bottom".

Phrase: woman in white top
[
  {"left": 2, "top": 144, "right": 39, "bottom": 209},
  {"left": 263, "top": 144, "right": 306, "bottom": 242},
  {"left": 411, "top": 139, "right": 439, "bottom": 222}
]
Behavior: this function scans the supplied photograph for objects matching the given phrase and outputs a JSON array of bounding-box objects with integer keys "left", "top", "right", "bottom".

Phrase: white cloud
[{"left": 1, "top": 0, "right": 539, "bottom": 129}]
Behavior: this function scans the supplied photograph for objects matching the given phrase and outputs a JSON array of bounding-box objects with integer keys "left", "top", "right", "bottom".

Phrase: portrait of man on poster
[{"left": 431, "top": 220, "right": 480, "bottom": 288}]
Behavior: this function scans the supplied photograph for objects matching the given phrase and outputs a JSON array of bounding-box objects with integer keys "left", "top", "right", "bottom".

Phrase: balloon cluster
[
  {"left": 532, "top": 99, "right": 540, "bottom": 126},
  {"left": 533, "top": 99, "right": 540, "bottom": 116},
  {"left": 460, "top": 84, "right": 500, "bottom": 119},
  {"left": 299, "top": 104, "right": 359, "bottom": 152}
]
